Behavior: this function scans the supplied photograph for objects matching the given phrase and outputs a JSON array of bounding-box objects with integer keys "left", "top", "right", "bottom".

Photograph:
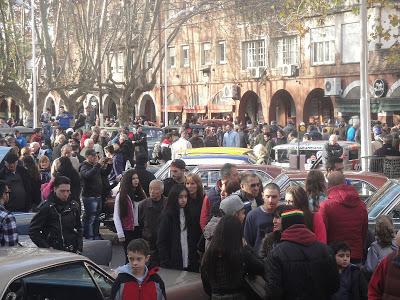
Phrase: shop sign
[{"left": 373, "top": 79, "right": 387, "bottom": 98}]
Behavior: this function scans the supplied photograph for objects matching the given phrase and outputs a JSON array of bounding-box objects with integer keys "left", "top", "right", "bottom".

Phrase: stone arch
[
  {"left": 9, "top": 99, "right": 20, "bottom": 120},
  {"left": 43, "top": 96, "right": 56, "bottom": 115},
  {"left": 303, "top": 88, "right": 334, "bottom": 124},
  {"left": 341, "top": 80, "right": 374, "bottom": 99},
  {"left": 269, "top": 89, "right": 296, "bottom": 126},
  {"left": 0, "top": 97, "right": 8, "bottom": 119},
  {"left": 138, "top": 94, "right": 156, "bottom": 122},
  {"left": 103, "top": 96, "right": 118, "bottom": 118},
  {"left": 239, "top": 90, "right": 262, "bottom": 125},
  {"left": 387, "top": 79, "right": 400, "bottom": 98}
]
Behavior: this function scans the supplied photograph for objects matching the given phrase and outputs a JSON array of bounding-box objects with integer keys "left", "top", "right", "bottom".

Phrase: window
[
  {"left": 342, "top": 23, "right": 360, "bottom": 63},
  {"left": 201, "top": 42, "right": 212, "bottom": 65},
  {"left": 145, "top": 51, "right": 152, "bottom": 69},
  {"left": 242, "top": 39, "right": 266, "bottom": 69},
  {"left": 272, "top": 36, "right": 299, "bottom": 67},
  {"left": 181, "top": 45, "right": 190, "bottom": 67},
  {"left": 168, "top": 46, "right": 176, "bottom": 68},
  {"left": 310, "top": 26, "right": 335, "bottom": 65},
  {"left": 3, "top": 263, "right": 101, "bottom": 300},
  {"left": 86, "top": 264, "right": 113, "bottom": 299},
  {"left": 217, "top": 41, "right": 226, "bottom": 64}
]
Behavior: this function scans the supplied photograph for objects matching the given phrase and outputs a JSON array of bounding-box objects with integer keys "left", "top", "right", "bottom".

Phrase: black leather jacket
[{"left": 29, "top": 193, "right": 83, "bottom": 253}]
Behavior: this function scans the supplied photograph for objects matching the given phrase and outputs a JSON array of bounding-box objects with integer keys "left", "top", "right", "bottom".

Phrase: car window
[
  {"left": 368, "top": 184, "right": 400, "bottom": 219},
  {"left": 253, "top": 170, "right": 273, "bottom": 187},
  {"left": 143, "top": 128, "right": 163, "bottom": 140},
  {"left": 387, "top": 202, "right": 400, "bottom": 221},
  {"left": 2, "top": 263, "right": 101, "bottom": 300},
  {"left": 349, "top": 180, "right": 376, "bottom": 202},
  {"left": 86, "top": 264, "right": 113, "bottom": 300}
]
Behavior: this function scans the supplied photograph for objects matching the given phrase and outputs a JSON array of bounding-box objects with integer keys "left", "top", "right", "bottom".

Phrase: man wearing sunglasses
[{"left": 0, "top": 180, "right": 18, "bottom": 246}]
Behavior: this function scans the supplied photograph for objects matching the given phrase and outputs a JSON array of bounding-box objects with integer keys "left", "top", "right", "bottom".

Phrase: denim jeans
[{"left": 82, "top": 196, "right": 102, "bottom": 239}]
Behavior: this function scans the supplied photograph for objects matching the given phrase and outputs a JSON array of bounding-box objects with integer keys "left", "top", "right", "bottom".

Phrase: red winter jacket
[
  {"left": 111, "top": 265, "right": 166, "bottom": 300},
  {"left": 368, "top": 251, "right": 400, "bottom": 300},
  {"left": 319, "top": 184, "right": 368, "bottom": 260}
]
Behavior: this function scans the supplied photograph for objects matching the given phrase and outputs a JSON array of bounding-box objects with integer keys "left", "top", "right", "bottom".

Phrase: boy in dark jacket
[
  {"left": 330, "top": 241, "right": 368, "bottom": 300},
  {"left": 111, "top": 239, "right": 166, "bottom": 300}
]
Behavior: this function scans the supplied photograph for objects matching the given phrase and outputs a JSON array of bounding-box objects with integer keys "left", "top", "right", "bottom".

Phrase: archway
[
  {"left": 0, "top": 98, "right": 8, "bottom": 119},
  {"left": 239, "top": 91, "right": 262, "bottom": 125},
  {"left": 269, "top": 90, "right": 296, "bottom": 126},
  {"left": 303, "top": 88, "right": 334, "bottom": 125},
  {"left": 44, "top": 96, "right": 56, "bottom": 115},
  {"left": 9, "top": 99, "right": 20, "bottom": 120},
  {"left": 103, "top": 97, "right": 118, "bottom": 119},
  {"left": 138, "top": 94, "right": 156, "bottom": 122}
]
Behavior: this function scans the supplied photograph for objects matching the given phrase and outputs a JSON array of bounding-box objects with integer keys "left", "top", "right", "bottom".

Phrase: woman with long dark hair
[
  {"left": 55, "top": 156, "right": 81, "bottom": 206},
  {"left": 285, "top": 185, "right": 326, "bottom": 243},
  {"left": 21, "top": 155, "right": 41, "bottom": 208},
  {"left": 201, "top": 215, "right": 264, "bottom": 299},
  {"left": 113, "top": 169, "right": 146, "bottom": 256},
  {"left": 157, "top": 184, "right": 199, "bottom": 271},
  {"left": 185, "top": 173, "right": 204, "bottom": 248},
  {"left": 305, "top": 170, "right": 327, "bottom": 212}
]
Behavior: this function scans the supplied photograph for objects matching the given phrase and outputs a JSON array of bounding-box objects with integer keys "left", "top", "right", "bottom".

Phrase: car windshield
[
  {"left": 142, "top": 128, "right": 163, "bottom": 140},
  {"left": 367, "top": 181, "right": 400, "bottom": 219}
]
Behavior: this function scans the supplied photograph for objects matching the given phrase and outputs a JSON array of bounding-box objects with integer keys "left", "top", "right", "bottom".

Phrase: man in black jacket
[
  {"left": 0, "top": 152, "right": 33, "bottom": 212},
  {"left": 264, "top": 208, "right": 339, "bottom": 300},
  {"left": 79, "top": 149, "right": 111, "bottom": 239},
  {"left": 133, "top": 125, "right": 148, "bottom": 160},
  {"left": 134, "top": 153, "right": 156, "bottom": 196},
  {"left": 29, "top": 176, "right": 83, "bottom": 253},
  {"left": 374, "top": 134, "right": 400, "bottom": 157}
]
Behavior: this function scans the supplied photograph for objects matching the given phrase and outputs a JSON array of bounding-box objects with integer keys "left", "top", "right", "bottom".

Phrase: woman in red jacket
[{"left": 285, "top": 185, "right": 327, "bottom": 243}]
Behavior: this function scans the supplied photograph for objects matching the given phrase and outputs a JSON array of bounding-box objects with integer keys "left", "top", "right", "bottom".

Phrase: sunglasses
[{"left": 250, "top": 183, "right": 260, "bottom": 188}]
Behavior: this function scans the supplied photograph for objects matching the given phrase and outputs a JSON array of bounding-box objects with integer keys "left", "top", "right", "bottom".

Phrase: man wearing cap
[
  {"left": 265, "top": 208, "right": 339, "bottom": 299},
  {"left": 244, "top": 183, "right": 280, "bottom": 253},
  {"left": 203, "top": 194, "right": 245, "bottom": 251},
  {"left": 162, "top": 159, "right": 186, "bottom": 197},
  {"left": 0, "top": 152, "right": 33, "bottom": 212}
]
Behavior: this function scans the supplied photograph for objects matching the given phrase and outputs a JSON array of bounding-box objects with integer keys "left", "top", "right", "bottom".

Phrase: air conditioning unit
[
  {"left": 324, "top": 78, "right": 342, "bottom": 96},
  {"left": 248, "top": 67, "right": 266, "bottom": 79},
  {"left": 222, "top": 84, "right": 241, "bottom": 100},
  {"left": 280, "top": 64, "right": 297, "bottom": 77}
]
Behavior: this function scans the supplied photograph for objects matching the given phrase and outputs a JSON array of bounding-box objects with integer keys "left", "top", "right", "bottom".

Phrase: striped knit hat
[{"left": 281, "top": 209, "right": 305, "bottom": 231}]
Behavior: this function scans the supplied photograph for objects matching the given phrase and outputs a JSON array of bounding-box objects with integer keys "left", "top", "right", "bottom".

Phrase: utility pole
[
  {"left": 360, "top": 0, "right": 372, "bottom": 170},
  {"left": 31, "top": 0, "right": 38, "bottom": 128}
]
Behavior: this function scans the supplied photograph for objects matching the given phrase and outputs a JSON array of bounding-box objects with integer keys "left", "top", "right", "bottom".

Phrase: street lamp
[
  {"left": 360, "top": 0, "right": 372, "bottom": 170},
  {"left": 31, "top": 0, "right": 38, "bottom": 128}
]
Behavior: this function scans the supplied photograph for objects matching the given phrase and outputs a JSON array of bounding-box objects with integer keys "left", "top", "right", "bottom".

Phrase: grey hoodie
[
  {"left": 203, "top": 216, "right": 221, "bottom": 251},
  {"left": 365, "top": 240, "right": 398, "bottom": 273}
]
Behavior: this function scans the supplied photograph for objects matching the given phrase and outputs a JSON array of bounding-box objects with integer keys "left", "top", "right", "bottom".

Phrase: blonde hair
[
  {"left": 20, "top": 146, "right": 31, "bottom": 157},
  {"left": 253, "top": 144, "right": 267, "bottom": 158},
  {"left": 39, "top": 155, "right": 50, "bottom": 167}
]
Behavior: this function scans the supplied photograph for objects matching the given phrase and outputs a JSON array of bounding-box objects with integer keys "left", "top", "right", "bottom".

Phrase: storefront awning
[
  {"left": 208, "top": 104, "right": 233, "bottom": 113},
  {"left": 183, "top": 105, "right": 207, "bottom": 114},
  {"left": 162, "top": 105, "right": 183, "bottom": 113}
]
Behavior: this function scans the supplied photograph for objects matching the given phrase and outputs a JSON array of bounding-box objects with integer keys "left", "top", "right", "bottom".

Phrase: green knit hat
[{"left": 281, "top": 209, "right": 305, "bottom": 231}]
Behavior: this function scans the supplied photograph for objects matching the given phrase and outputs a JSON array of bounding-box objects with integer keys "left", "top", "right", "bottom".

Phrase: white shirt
[
  {"left": 171, "top": 138, "right": 192, "bottom": 159},
  {"left": 180, "top": 208, "right": 189, "bottom": 269}
]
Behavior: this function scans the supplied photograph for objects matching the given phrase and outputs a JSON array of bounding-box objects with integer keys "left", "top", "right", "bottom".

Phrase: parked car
[
  {"left": 272, "top": 171, "right": 388, "bottom": 202},
  {"left": 0, "top": 247, "right": 210, "bottom": 300},
  {"left": 155, "top": 154, "right": 256, "bottom": 180},
  {"left": 176, "top": 147, "right": 255, "bottom": 158},
  {"left": 192, "top": 164, "right": 282, "bottom": 191},
  {"left": 272, "top": 141, "right": 361, "bottom": 171},
  {"left": 163, "top": 124, "right": 206, "bottom": 138},
  {"left": 367, "top": 179, "right": 400, "bottom": 231}
]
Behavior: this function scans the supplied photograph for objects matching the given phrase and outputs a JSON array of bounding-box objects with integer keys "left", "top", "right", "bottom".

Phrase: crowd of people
[{"left": 1, "top": 107, "right": 400, "bottom": 299}]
